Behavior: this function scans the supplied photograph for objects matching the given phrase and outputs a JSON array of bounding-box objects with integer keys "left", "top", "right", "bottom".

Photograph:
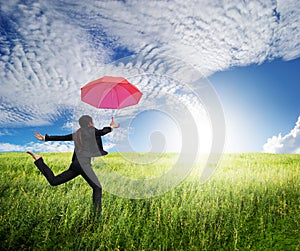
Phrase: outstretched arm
[{"left": 34, "top": 132, "right": 73, "bottom": 141}]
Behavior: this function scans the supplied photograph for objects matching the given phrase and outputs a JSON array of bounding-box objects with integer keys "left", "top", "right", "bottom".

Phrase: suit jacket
[{"left": 45, "top": 127, "right": 112, "bottom": 161}]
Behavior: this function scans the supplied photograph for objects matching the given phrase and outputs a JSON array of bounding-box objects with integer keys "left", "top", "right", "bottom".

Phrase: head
[{"left": 78, "top": 115, "right": 94, "bottom": 128}]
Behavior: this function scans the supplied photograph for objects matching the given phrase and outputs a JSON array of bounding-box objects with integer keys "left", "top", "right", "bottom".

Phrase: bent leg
[{"left": 34, "top": 158, "right": 79, "bottom": 186}]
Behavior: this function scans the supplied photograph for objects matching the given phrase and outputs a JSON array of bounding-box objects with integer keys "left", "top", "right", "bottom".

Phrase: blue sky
[
  {"left": 0, "top": 0, "right": 299, "bottom": 154},
  {"left": 209, "top": 58, "right": 300, "bottom": 152}
]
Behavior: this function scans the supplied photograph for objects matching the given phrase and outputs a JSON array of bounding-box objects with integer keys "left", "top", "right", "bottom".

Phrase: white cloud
[
  {"left": 263, "top": 116, "right": 300, "bottom": 154},
  {"left": 0, "top": 143, "right": 24, "bottom": 152},
  {"left": 0, "top": 140, "right": 114, "bottom": 153},
  {"left": 0, "top": 0, "right": 111, "bottom": 127},
  {"left": 0, "top": 141, "right": 74, "bottom": 152},
  {"left": 61, "top": 0, "right": 299, "bottom": 73},
  {"left": 276, "top": 0, "right": 300, "bottom": 60}
]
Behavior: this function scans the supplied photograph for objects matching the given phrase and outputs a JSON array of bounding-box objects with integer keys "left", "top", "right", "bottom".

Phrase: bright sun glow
[
  {"left": 128, "top": 110, "right": 182, "bottom": 153},
  {"left": 126, "top": 108, "right": 212, "bottom": 154}
]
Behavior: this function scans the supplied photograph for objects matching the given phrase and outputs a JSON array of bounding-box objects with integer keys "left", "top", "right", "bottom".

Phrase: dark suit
[{"left": 34, "top": 126, "right": 112, "bottom": 213}]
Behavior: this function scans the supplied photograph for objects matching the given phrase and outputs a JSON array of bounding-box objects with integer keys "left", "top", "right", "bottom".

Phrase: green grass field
[{"left": 0, "top": 152, "right": 299, "bottom": 250}]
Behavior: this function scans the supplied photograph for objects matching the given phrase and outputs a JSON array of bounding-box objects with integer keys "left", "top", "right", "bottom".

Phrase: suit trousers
[{"left": 34, "top": 157, "right": 102, "bottom": 212}]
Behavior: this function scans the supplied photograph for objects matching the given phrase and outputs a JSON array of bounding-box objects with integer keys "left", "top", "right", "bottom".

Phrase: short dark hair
[{"left": 79, "top": 115, "right": 92, "bottom": 128}]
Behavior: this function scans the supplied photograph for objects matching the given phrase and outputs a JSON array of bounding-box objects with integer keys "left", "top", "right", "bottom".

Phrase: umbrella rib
[
  {"left": 119, "top": 84, "right": 134, "bottom": 108},
  {"left": 113, "top": 87, "right": 120, "bottom": 109}
]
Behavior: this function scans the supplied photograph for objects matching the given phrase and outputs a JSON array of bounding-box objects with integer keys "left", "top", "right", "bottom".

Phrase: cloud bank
[
  {"left": 0, "top": 141, "right": 73, "bottom": 152},
  {"left": 0, "top": 140, "right": 114, "bottom": 153},
  {"left": 263, "top": 116, "right": 300, "bottom": 154},
  {"left": 1, "top": 0, "right": 300, "bottom": 128},
  {"left": 0, "top": 0, "right": 111, "bottom": 127}
]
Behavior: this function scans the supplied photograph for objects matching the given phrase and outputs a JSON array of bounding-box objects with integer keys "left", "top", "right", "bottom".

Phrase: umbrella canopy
[{"left": 81, "top": 76, "right": 142, "bottom": 109}]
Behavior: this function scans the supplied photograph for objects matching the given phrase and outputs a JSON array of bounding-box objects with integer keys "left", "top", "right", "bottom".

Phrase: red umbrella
[{"left": 81, "top": 76, "right": 142, "bottom": 109}]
